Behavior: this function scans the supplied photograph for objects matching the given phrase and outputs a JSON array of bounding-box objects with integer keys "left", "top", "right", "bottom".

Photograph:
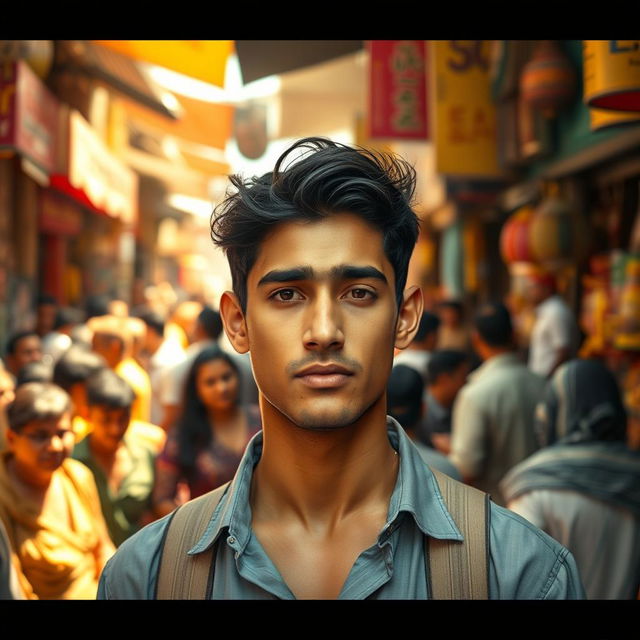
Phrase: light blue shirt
[{"left": 98, "top": 418, "right": 585, "bottom": 599}]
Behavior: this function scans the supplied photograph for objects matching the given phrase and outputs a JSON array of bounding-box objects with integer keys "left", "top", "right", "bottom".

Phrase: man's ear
[
  {"left": 219, "top": 291, "right": 249, "bottom": 354},
  {"left": 395, "top": 285, "right": 424, "bottom": 350}
]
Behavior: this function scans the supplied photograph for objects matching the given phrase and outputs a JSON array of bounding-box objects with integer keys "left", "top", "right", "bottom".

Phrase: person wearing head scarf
[{"left": 501, "top": 358, "right": 640, "bottom": 599}]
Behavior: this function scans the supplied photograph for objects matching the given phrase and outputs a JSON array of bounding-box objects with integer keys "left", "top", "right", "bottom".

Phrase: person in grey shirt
[{"left": 98, "top": 137, "right": 584, "bottom": 600}]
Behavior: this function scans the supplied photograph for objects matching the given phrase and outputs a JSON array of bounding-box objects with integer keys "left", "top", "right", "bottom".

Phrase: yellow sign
[
  {"left": 431, "top": 40, "right": 502, "bottom": 177},
  {"left": 93, "top": 41, "right": 233, "bottom": 88},
  {"left": 583, "top": 40, "right": 640, "bottom": 112}
]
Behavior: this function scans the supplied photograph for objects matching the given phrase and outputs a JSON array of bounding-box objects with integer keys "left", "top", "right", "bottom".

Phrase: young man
[
  {"left": 72, "top": 369, "right": 157, "bottom": 547},
  {"left": 524, "top": 269, "right": 579, "bottom": 378},
  {"left": 98, "top": 137, "right": 584, "bottom": 599},
  {"left": 449, "top": 302, "right": 547, "bottom": 506}
]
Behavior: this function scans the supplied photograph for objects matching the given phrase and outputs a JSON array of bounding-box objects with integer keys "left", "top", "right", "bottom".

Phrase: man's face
[
  {"left": 88, "top": 405, "right": 131, "bottom": 452},
  {"left": 9, "top": 335, "right": 43, "bottom": 375},
  {"left": 242, "top": 213, "right": 403, "bottom": 431},
  {"left": 525, "top": 280, "right": 549, "bottom": 306}
]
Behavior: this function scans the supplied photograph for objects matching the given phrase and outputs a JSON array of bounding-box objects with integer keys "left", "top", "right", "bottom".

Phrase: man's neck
[
  {"left": 250, "top": 395, "right": 398, "bottom": 531},
  {"left": 481, "top": 346, "right": 513, "bottom": 362}
]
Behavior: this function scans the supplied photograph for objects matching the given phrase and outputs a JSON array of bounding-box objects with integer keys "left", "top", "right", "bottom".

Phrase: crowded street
[{"left": 0, "top": 40, "right": 639, "bottom": 603}]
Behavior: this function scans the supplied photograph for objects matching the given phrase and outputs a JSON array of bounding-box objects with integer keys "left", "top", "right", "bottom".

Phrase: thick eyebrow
[{"left": 257, "top": 264, "right": 388, "bottom": 287}]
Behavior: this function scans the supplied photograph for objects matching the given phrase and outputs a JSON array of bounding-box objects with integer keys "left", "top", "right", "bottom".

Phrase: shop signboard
[
  {"left": 65, "top": 109, "right": 138, "bottom": 224},
  {"left": 432, "top": 40, "right": 503, "bottom": 178},
  {"left": 368, "top": 40, "right": 428, "bottom": 140},
  {"left": 584, "top": 40, "right": 640, "bottom": 112},
  {"left": 0, "top": 60, "right": 58, "bottom": 174}
]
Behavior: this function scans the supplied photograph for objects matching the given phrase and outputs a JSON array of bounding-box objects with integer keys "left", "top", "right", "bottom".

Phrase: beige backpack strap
[
  {"left": 156, "top": 482, "right": 230, "bottom": 599},
  {"left": 427, "top": 468, "right": 489, "bottom": 599}
]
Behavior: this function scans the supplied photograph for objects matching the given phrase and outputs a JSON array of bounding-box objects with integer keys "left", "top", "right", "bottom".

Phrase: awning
[
  {"left": 93, "top": 40, "right": 364, "bottom": 87},
  {"left": 92, "top": 40, "right": 233, "bottom": 88},
  {"left": 235, "top": 40, "right": 364, "bottom": 84},
  {"left": 54, "top": 41, "right": 177, "bottom": 118}
]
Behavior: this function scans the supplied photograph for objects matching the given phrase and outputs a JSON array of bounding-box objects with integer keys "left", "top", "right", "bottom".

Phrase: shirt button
[{"left": 227, "top": 535, "right": 236, "bottom": 545}]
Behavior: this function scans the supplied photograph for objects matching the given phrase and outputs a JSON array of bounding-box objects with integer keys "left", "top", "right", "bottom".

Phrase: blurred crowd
[
  {"left": 0, "top": 286, "right": 259, "bottom": 599},
  {"left": 0, "top": 269, "right": 638, "bottom": 600}
]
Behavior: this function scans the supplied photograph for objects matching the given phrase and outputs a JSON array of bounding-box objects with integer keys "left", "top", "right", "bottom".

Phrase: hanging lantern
[
  {"left": 500, "top": 205, "right": 536, "bottom": 264},
  {"left": 520, "top": 41, "right": 577, "bottom": 118},
  {"left": 529, "top": 187, "right": 588, "bottom": 266}
]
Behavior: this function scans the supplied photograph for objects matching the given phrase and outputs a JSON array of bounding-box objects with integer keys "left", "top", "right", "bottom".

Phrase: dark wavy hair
[
  {"left": 175, "top": 346, "right": 242, "bottom": 478},
  {"left": 211, "top": 137, "right": 420, "bottom": 313}
]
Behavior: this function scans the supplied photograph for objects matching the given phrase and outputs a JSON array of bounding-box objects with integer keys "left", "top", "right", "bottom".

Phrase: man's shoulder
[
  {"left": 487, "top": 501, "right": 585, "bottom": 599},
  {"left": 98, "top": 513, "right": 173, "bottom": 599}
]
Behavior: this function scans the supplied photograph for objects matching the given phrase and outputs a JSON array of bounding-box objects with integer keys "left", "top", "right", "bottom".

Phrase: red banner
[
  {"left": 368, "top": 41, "right": 429, "bottom": 140},
  {"left": 0, "top": 61, "right": 58, "bottom": 174}
]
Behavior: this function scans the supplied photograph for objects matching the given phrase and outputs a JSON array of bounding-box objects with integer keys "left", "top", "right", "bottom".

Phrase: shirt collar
[{"left": 188, "top": 416, "right": 463, "bottom": 555}]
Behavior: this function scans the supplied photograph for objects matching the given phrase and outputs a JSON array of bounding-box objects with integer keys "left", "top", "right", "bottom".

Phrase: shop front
[
  {"left": 0, "top": 59, "right": 59, "bottom": 336},
  {"left": 48, "top": 106, "right": 138, "bottom": 304}
]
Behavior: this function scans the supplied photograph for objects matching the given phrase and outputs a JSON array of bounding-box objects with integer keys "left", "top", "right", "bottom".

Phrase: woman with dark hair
[
  {"left": 153, "top": 347, "right": 260, "bottom": 517},
  {"left": 0, "top": 383, "right": 114, "bottom": 599},
  {"left": 501, "top": 359, "right": 640, "bottom": 599}
]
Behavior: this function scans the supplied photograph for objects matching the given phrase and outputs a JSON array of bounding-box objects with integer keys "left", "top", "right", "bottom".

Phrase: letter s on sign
[{"left": 447, "top": 41, "right": 473, "bottom": 72}]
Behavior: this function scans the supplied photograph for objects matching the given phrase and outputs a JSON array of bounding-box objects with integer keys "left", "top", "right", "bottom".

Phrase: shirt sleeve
[
  {"left": 488, "top": 504, "right": 585, "bottom": 599},
  {"left": 97, "top": 515, "right": 171, "bottom": 599},
  {"left": 449, "top": 388, "right": 487, "bottom": 479}
]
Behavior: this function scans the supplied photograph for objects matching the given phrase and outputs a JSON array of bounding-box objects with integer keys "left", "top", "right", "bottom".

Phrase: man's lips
[{"left": 294, "top": 364, "right": 354, "bottom": 389}]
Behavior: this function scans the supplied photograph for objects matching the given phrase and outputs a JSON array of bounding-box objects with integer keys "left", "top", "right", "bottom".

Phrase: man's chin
[{"left": 287, "top": 404, "right": 372, "bottom": 432}]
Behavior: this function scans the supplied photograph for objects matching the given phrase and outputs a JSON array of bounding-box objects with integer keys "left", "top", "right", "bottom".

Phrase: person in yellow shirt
[
  {"left": 0, "top": 382, "right": 115, "bottom": 599},
  {"left": 88, "top": 314, "right": 152, "bottom": 424}
]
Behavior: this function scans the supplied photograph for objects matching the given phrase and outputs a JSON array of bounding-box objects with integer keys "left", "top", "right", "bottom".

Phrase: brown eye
[
  {"left": 351, "top": 289, "right": 375, "bottom": 300},
  {"left": 274, "top": 289, "right": 299, "bottom": 301}
]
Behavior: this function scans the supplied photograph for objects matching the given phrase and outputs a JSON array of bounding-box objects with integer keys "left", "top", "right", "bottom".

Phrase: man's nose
[{"left": 303, "top": 292, "right": 345, "bottom": 351}]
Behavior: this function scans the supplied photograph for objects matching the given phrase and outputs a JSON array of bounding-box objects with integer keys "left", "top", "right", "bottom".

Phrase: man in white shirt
[
  {"left": 449, "top": 302, "right": 546, "bottom": 506},
  {"left": 525, "top": 271, "right": 578, "bottom": 378}
]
